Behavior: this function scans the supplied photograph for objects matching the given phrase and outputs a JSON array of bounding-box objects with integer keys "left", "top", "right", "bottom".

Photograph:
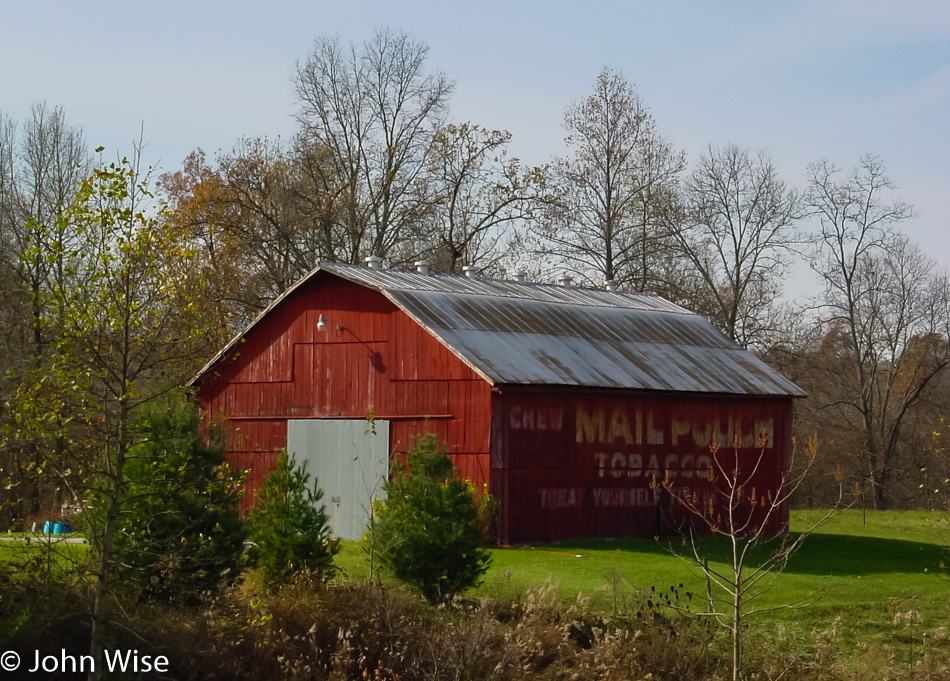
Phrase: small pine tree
[
  {"left": 111, "top": 393, "right": 247, "bottom": 604},
  {"left": 368, "top": 433, "right": 491, "bottom": 603},
  {"left": 248, "top": 451, "right": 338, "bottom": 588}
]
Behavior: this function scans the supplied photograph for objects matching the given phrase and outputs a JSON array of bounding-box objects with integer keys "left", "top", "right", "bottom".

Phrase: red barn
[{"left": 191, "top": 261, "right": 804, "bottom": 543}]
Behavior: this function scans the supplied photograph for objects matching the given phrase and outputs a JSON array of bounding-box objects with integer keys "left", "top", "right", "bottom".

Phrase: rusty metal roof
[
  {"left": 322, "top": 264, "right": 804, "bottom": 397},
  {"left": 191, "top": 262, "right": 804, "bottom": 397}
]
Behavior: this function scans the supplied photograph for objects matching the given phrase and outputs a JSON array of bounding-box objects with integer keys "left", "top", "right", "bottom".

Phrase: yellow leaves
[{"left": 834, "top": 464, "right": 845, "bottom": 483}]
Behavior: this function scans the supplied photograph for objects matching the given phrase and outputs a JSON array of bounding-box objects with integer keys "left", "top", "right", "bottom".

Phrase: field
[
  {"left": 9, "top": 510, "right": 950, "bottom": 647},
  {"left": 339, "top": 509, "right": 950, "bottom": 665},
  {"left": 6, "top": 509, "right": 950, "bottom": 676}
]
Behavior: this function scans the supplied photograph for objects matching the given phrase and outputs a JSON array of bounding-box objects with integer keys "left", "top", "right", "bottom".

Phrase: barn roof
[{"left": 192, "top": 262, "right": 805, "bottom": 397}]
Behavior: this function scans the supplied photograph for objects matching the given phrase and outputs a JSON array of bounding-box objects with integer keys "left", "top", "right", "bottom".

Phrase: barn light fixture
[{"left": 317, "top": 314, "right": 344, "bottom": 336}]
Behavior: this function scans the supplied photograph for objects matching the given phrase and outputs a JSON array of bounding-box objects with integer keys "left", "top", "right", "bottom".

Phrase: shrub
[
  {"left": 109, "top": 393, "right": 247, "bottom": 604},
  {"left": 367, "top": 432, "right": 491, "bottom": 603},
  {"left": 248, "top": 451, "right": 338, "bottom": 588}
]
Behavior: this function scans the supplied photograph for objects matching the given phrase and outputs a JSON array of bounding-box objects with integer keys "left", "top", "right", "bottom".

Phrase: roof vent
[
  {"left": 556, "top": 273, "right": 574, "bottom": 287},
  {"left": 462, "top": 265, "right": 477, "bottom": 278},
  {"left": 512, "top": 270, "right": 528, "bottom": 283},
  {"left": 415, "top": 260, "right": 431, "bottom": 275},
  {"left": 604, "top": 279, "right": 617, "bottom": 291},
  {"left": 364, "top": 255, "right": 383, "bottom": 269}
]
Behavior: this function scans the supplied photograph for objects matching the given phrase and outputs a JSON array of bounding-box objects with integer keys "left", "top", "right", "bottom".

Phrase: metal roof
[{"left": 192, "top": 262, "right": 804, "bottom": 397}]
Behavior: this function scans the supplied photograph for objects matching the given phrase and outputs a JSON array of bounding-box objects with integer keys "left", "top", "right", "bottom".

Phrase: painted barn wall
[
  {"left": 196, "top": 274, "right": 492, "bottom": 511},
  {"left": 491, "top": 387, "right": 793, "bottom": 544}
]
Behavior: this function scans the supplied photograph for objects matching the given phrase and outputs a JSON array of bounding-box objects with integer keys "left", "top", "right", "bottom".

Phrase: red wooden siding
[
  {"left": 196, "top": 273, "right": 493, "bottom": 512},
  {"left": 490, "top": 387, "right": 793, "bottom": 544},
  {"left": 196, "top": 269, "right": 794, "bottom": 541}
]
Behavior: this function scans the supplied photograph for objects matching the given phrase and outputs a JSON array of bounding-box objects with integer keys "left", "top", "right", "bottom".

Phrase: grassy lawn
[
  {"left": 7, "top": 509, "right": 950, "bottom": 667},
  {"left": 0, "top": 533, "right": 89, "bottom": 574},
  {"left": 338, "top": 509, "right": 950, "bottom": 663}
]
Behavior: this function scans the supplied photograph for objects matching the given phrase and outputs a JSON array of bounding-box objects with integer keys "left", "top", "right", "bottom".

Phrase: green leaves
[
  {"left": 248, "top": 451, "right": 339, "bottom": 589},
  {"left": 105, "top": 393, "right": 247, "bottom": 604},
  {"left": 367, "top": 433, "right": 490, "bottom": 603}
]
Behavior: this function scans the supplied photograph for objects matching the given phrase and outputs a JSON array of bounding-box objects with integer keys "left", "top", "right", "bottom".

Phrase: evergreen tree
[
  {"left": 368, "top": 433, "right": 490, "bottom": 603},
  {"left": 109, "top": 392, "right": 247, "bottom": 604},
  {"left": 248, "top": 451, "right": 338, "bottom": 588}
]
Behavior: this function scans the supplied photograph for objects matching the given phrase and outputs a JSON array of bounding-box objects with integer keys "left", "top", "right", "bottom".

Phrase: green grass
[
  {"left": 8, "top": 509, "right": 950, "bottom": 666},
  {"left": 0, "top": 534, "right": 89, "bottom": 573},
  {"left": 338, "top": 509, "right": 950, "bottom": 663}
]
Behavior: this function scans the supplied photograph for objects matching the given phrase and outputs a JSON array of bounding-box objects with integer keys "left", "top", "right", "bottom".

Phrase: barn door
[{"left": 286, "top": 419, "right": 390, "bottom": 540}]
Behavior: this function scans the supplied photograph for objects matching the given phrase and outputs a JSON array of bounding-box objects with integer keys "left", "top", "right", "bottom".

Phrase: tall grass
[
  {"left": 335, "top": 509, "right": 950, "bottom": 672},
  {"left": 4, "top": 510, "right": 950, "bottom": 678}
]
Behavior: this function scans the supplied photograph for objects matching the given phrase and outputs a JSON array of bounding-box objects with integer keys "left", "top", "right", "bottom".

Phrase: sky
[{"left": 3, "top": 1, "right": 949, "bottom": 296}]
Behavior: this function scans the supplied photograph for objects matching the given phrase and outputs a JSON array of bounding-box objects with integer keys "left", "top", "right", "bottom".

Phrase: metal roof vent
[
  {"left": 556, "top": 273, "right": 574, "bottom": 287},
  {"left": 513, "top": 270, "right": 528, "bottom": 283},
  {"left": 364, "top": 255, "right": 383, "bottom": 269},
  {"left": 415, "top": 260, "right": 431, "bottom": 275},
  {"left": 462, "top": 265, "right": 477, "bottom": 278},
  {"left": 605, "top": 279, "right": 617, "bottom": 291}
]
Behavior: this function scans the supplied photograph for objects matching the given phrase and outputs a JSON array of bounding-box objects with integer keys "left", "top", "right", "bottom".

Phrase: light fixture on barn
[{"left": 317, "top": 313, "right": 344, "bottom": 337}]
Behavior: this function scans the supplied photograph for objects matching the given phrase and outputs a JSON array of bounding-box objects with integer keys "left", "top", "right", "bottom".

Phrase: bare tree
[
  {"left": 537, "top": 67, "right": 685, "bottom": 288},
  {"left": 418, "top": 122, "right": 548, "bottom": 274},
  {"left": 0, "top": 115, "right": 23, "bottom": 374},
  {"left": 670, "top": 145, "right": 800, "bottom": 348},
  {"left": 293, "top": 28, "right": 453, "bottom": 263},
  {"left": 159, "top": 138, "right": 341, "bottom": 337},
  {"left": 0, "top": 104, "right": 88, "bottom": 354},
  {"left": 0, "top": 104, "right": 88, "bottom": 523},
  {"left": 806, "top": 154, "right": 950, "bottom": 508},
  {"left": 660, "top": 432, "right": 827, "bottom": 681}
]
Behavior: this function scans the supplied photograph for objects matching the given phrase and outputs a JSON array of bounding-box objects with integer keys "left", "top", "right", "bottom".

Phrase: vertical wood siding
[
  {"left": 197, "top": 273, "right": 493, "bottom": 513},
  {"left": 197, "top": 271, "right": 793, "bottom": 541},
  {"left": 491, "top": 387, "right": 793, "bottom": 544}
]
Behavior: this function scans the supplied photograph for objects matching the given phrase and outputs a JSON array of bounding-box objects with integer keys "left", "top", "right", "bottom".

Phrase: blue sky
[{"left": 4, "top": 1, "right": 949, "bottom": 290}]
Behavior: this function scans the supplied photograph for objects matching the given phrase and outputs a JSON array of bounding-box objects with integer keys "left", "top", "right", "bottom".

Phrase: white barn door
[{"left": 286, "top": 419, "right": 390, "bottom": 540}]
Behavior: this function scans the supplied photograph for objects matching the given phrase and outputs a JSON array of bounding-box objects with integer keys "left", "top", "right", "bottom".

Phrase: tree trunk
[
  {"left": 733, "top": 589, "right": 742, "bottom": 681},
  {"left": 88, "top": 460, "right": 120, "bottom": 681},
  {"left": 88, "top": 408, "right": 129, "bottom": 681}
]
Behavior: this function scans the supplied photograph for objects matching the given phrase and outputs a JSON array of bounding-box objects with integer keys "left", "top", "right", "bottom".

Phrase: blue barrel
[
  {"left": 43, "top": 520, "right": 53, "bottom": 534},
  {"left": 53, "top": 523, "right": 64, "bottom": 535}
]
